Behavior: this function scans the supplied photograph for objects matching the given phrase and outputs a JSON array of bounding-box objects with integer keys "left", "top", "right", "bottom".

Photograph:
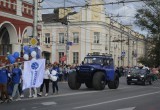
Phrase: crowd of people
[{"left": 0, "top": 62, "right": 76, "bottom": 103}]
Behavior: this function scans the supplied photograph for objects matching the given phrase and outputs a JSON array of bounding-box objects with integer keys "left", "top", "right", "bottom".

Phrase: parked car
[{"left": 127, "top": 68, "right": 153, "bottom": 85}]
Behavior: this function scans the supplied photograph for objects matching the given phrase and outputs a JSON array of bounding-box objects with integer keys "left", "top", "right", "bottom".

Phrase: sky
[{"left": 41, "top": 0, "right": 147, "bottom": 36}]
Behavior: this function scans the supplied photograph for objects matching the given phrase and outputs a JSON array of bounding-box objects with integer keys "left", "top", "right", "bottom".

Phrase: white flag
[{"left": 23, "top": 59, "right": 45, "bottom": 90}]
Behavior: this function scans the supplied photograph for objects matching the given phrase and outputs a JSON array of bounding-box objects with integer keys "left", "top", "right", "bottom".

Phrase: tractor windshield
[{"left": 84, "top": 57, "right": 103, "bottom": 65}]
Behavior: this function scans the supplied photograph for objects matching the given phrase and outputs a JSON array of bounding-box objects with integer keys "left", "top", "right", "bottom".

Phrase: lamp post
[
  {"left": 109, "top": 21, "right": 113, "bottom": 54},
  {"left": 128, "top": 30, "right": 131, "bottom": 67},
  {"left": 120, "top": 25, "right": 124, "bottom": 66}
]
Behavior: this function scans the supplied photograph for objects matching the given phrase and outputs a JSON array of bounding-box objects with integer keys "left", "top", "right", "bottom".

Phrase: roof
[
  {"left": 86, "top": 53, "right": 112, "bottom": 58},
  {"left": 85, "top": 56, "right": 113, "bottom": 59}
]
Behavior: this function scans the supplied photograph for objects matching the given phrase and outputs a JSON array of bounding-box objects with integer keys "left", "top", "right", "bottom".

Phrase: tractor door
[{"left": 104, "top": 58, "right": 115, "bottom": 81}]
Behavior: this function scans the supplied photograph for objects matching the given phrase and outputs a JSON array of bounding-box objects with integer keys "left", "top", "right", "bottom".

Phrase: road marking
[
  {"left": 73, "top": 91, "right": 160, "bottom": 109},
  {"left": 117, "top": 107, "right": 135, "bottom": 110},
  {"left": 31, "top": 107, "right": 38, "bottom": 109},
  {"left": 20, "top": 87, "right": 130, "bottom": 101},
  {"left": 41, "top": 102, "right": 57, "bottom": 106}
]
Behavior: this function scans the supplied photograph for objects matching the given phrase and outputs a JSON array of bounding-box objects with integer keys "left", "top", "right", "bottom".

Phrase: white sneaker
[
  {"left": 45, "top": 93, "right": 48, "bottom": 96},
  {"left": 16, "top": 98, "right": 21, "bottom": 101},
  {"left": 38, "top": 92, "right": 42, "bottom": 96},
  {"left": 28, "top": 95, "right": 32, "bottom": 98},
  {"left": 33, "top": 94, "right": 37, "bottom": 98},
  {"left": 20, "top": 94, "right": 24, "bottom": 98},
  {"left": 10, "top": 97, "right": 13, "bottom": 101}
]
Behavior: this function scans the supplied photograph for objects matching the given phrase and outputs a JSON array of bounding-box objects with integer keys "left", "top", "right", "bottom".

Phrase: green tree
[{"left": 135, "top": 0, "right": 160, "bottom": 67}]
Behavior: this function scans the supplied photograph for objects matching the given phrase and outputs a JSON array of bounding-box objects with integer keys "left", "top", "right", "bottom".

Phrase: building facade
[
  {"left": 42, "top": 0, "right": 145, "bottom": 67},
  {"left": 0, "top": 0, "right": 34, "bottom": 56}
]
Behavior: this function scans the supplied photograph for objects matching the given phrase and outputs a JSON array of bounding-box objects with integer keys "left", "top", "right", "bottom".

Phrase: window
[
  {"left": 94, "top": 32, "right": 100, "bottom": 44},
  {"left": 13, "top": 1, "right": 16, "bottom": 10},
  {"left": 22, "top": 5, "right": 24, "bottom": 12},
  {"left": 8, "top": 0, "right": 11, "bottom": 8},
  {"left": 45, "top": 33, "right": 50, "bottom": 44},
  {"left": 3, "top": 0, "right": 6, "bottom": 7},
  {"left": 26, "top": 6, "right": 29, "bottom": 14},
  {"left": 73, "top": 52, "right": 79, "bottom": 64},
  {"left": 59, "top": 52, "right": 64, "bottom": 63},
  {"left": 30, "top": 8, "right": 33, "bottom": 15},
  {"left": 73, "top": 32, "right": 79, "bottom": 43},
  {"left": 59, "top": 33, "right": 65, "bottom": 44}
]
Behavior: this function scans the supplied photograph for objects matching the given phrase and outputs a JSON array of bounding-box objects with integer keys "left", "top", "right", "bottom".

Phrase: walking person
[
  {"left": 38, "top": 65, "right": 50, "bottom": 97},
  {"left": 0, "top": 64, "right": 10, "bottom": 103},
  {"left": 10, "top": 63, "right": 22, "bottom": 101},
  {"left": 50, "top": 69, "right": 59, "bottom": 95},
  {"left": 19, "top": 63, "right": 24, "bottom": 98},
  {"left": 6, "top": 65, "right": 13, "bottom": 97}
]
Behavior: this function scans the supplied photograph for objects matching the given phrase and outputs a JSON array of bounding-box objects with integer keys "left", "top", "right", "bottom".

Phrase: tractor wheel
[
  {"left": 92, "top": 72, "right": 106, "bottom": 90},
  {"left": 68, "top": 72, "right": 81, "bottom": 90},
  {"left": 108, "top": 75, "right": 119, "bottom": 89}
]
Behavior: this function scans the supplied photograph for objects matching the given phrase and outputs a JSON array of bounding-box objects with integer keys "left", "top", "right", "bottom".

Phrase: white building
[{"left": 41, "top": 0, "right": 145, "bottom": 67}]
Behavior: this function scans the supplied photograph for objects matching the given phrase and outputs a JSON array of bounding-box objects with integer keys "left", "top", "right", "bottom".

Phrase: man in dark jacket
[{"left": 0, "top": 64, "right": 10, "bottom": 103}]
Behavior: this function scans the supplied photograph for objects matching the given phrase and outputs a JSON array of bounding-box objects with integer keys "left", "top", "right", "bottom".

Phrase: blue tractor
[{"left": 68, "top": 53, "right": 120, "bottom": 90}]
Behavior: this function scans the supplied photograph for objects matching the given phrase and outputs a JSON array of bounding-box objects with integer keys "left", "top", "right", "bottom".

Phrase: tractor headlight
[
  {"left": 140, "top": 75, "right": 144, "bottom": 78},
  {"left": 127, "top": 74, "right": 131, "bottom": 77},
  {"left": 90, "top": 67, "right": 95, "bottom": 71}
]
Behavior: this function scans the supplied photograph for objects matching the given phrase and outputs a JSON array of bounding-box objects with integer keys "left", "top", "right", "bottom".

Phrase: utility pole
[
  {"left": 136, "top": 38, "right": 138, "bottom": 66},
  {"left": 132, "top": 41, "right": 134, "bottom": 67},
  {"left": 128, "top": 34, "right": 130, "bottom": 67},
  {"left": 109, "top": 21, "right": 111, "bottom": 54},
  {"left": 33, "top": 0, "right": 38, "bottom": 38},
  {"left": 121, "top": 31, "right": 123, "bottom": 66},
  {"left": 64, "top": 0, "right": 69, "bottom": 65},
  {"left": 66, "top": 19, "right": 69, "bottom": 65}
]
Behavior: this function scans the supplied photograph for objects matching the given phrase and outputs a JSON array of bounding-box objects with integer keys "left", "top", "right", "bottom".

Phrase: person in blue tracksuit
[
  {"left": 10, "top": 63, "right": 22, "bottom": 100},
  {"left": 0, "top": 64, "right": 10, "bottom": 103}
]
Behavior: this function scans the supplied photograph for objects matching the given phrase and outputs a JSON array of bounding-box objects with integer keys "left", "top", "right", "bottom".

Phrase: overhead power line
[{"left": 40, "top": 0, "right": 153, "bottom": 10}]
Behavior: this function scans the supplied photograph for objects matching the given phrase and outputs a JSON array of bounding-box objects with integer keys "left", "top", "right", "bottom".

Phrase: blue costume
[
  {"left": 0, "top": 68, "right": 8, "bottom": 84},
  {"left": 12, "top": 68, "right": 22, "bottom": 84}
]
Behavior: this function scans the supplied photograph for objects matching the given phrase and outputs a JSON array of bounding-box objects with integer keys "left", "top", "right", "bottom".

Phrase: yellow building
[{"left": 41, "top": 0, "right": 145, "bottom": 67}]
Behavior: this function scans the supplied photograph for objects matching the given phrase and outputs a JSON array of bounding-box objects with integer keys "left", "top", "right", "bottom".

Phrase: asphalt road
[{"left": 1, "top": 77, "right": 160, "bottom": 110}]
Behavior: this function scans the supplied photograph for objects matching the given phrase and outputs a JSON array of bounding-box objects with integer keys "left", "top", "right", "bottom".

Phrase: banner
[{"left": 23, "top": 59, "right": 45, "bottom": 90}]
